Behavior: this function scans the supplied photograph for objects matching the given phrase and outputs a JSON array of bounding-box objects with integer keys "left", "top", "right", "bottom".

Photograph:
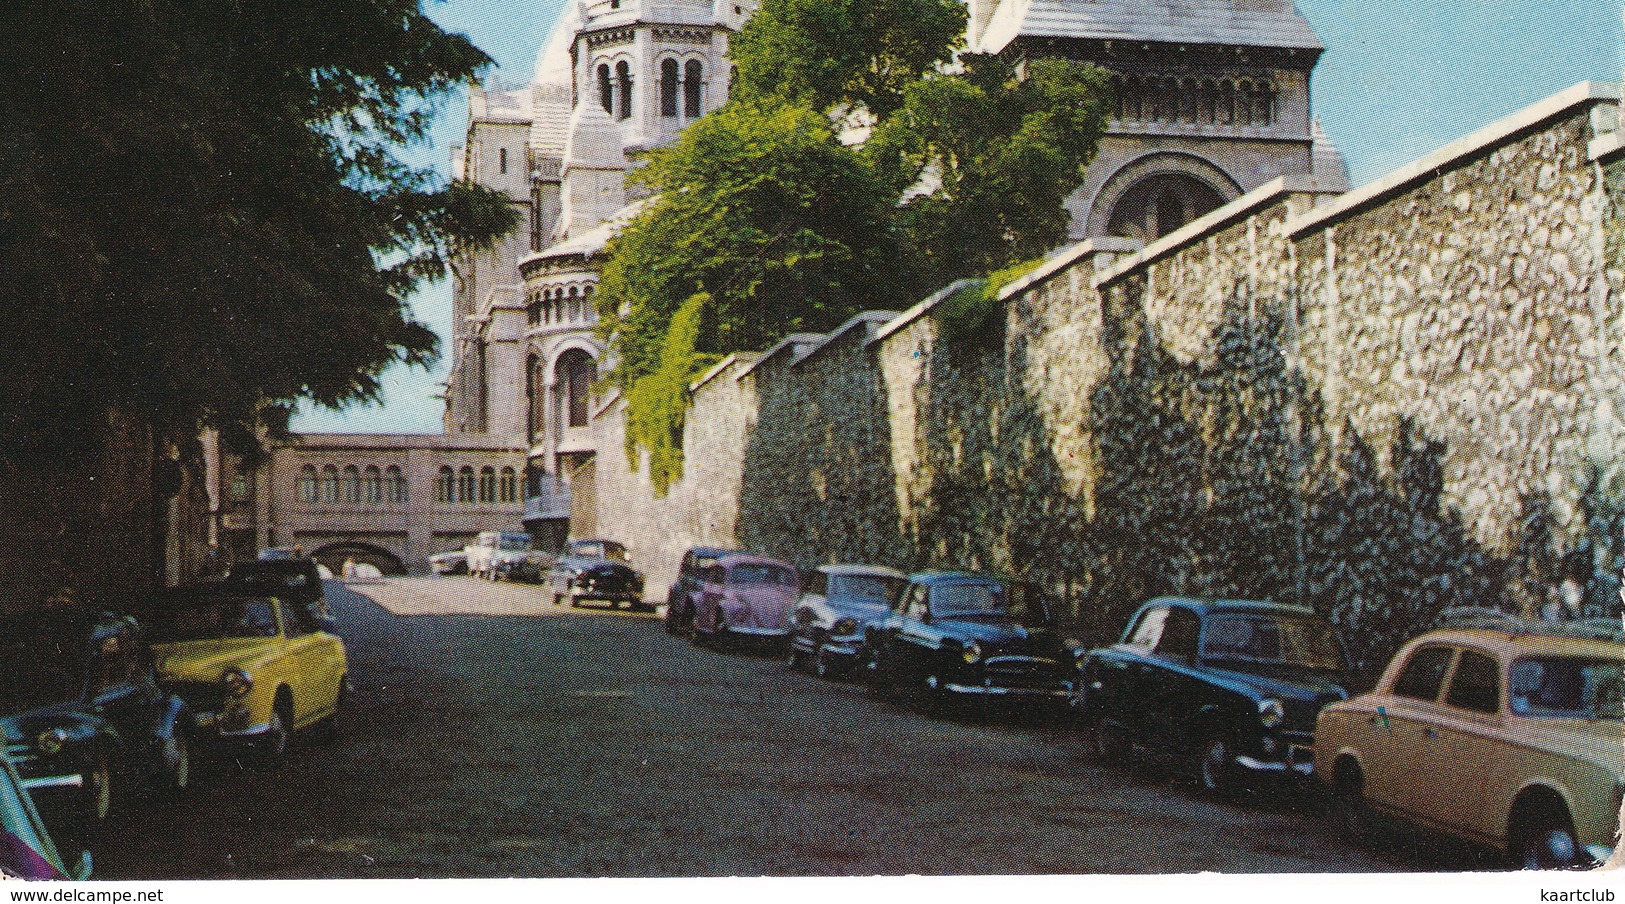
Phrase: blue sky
[{"left": 291, "top": 0, "right": 1624, "bottom": 434}]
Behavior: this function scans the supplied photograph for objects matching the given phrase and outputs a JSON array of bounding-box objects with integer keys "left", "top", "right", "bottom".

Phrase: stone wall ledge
[
  {"left": 998, "top": 237, "right": 1141, "bottom": 302},
  {"left": 734, "top": 333, "right": 827, "bottom": 381},
  {"left": 1287, "top": 80, "right": 1620, "bottom": 239},
  {"left": 1092, "top": 173, "right": 1345, "bottom": 289},
  {"left": 1591, "top": 130, "right": 1625, "bottom": 162},
  {"left": 868, "top": 278, "right": 979, "bottom": 346},
  {"left": 793, "top": 311, "right": 899, "bottom": 368},
  {"left": 689, "top": 352, "right": 758, "bottom": 393}
]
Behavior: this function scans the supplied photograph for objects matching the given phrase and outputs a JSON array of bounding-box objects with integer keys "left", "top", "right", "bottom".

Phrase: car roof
[
  {"left": 572, "top": 538, "right": 625, "bottom": 547},
  {"left": 818, "top": 563, "right": 907, "bottom": 579},
  {"left": 716, "top": 553, "right": 795, "bottom": 569},
  {"left": 1402, "top": 627, "right": 1624, "bottom": 660},
  {"left": 687, "top": 546, "right": 744, "bottom": 558},
  {"left": 1144, "top": 596, "right": 1318, "bottom": 617},
  {"left": 908, "top": 570, "right": 1005, "bottom": 585}
]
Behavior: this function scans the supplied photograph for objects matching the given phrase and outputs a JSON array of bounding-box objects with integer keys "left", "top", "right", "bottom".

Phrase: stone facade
[{"left": 592, "top": 81, "right": 1625, "bottom": 669}]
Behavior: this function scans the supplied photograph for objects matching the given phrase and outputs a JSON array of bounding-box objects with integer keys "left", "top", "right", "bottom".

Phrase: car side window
[
  {"left": 1154, "top": 609, "right": 1200, "bottom": 661},
  {"left": 282, "top": 601, "right": 321, "bottom": 637},
  {"left": 1126, "top": 607, "right": 1170, "bottom": 651},
  {"left": 1393, "top": 645, "right": 1455, "bottom": 701},
  {"left": 91, "top": 630, "right": 137, "bottom": 696},
  {"left": 1443, "top": 649, "right": 1500, "bottom": 714},
  {"left": 902, "top": 584, "right": 929, "bottom": 619}
]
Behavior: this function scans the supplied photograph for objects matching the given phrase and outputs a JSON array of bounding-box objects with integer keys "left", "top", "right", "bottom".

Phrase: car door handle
[{"left": 1422, "top": 727, "right": 1439, "bottom": 739}]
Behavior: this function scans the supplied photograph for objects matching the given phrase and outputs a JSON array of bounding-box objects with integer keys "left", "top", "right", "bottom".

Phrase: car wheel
[
  {"left": 1517, "top": 813, "right": 1583, "bottom": 870},
  {"left": 1331, "top": 762, "right": 1373, "bottom": 844},
  {"left": 1197, "top": 733, "right": 1235, "bottom": 795},
  {"left": 259, "top": 698, "right": 293, "bottom": 764},
  {"left": 865, "top": 653, "right": 895, "bottom": 700},
  {"left": 160, "top": 729, "right": 191, "bottom": 795},
  {"left": 317, "top": 677, "right": 349, "bottom": 744},
  {"left": 814, "top": 648, "right": 840, "bottom": 680},
  {"left": 787, "top": 641, "right": 807, "bottom": 672},
  {"left": 1090, "top": 717, "right": 1131, "bottom": 765}
]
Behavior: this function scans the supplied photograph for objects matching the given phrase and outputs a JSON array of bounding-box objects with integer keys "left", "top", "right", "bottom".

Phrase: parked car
[
  {"left": 1077, "top": 597, "right": 1355, "bottom": 794},
  {"left": 223, "top": 557, "right": 332, "bottom": 632},
  {"left": 465, "top": 532, "right": 534, "bottom": 581},
  {"left": 664, "top": 546, "right": 744, "bottom": 636},
  {"left": 0, "top": 612, "right": 193, "bottom": 825},
  {"left": 546, "top": 539, "right": 645, "bottom": 609},
  {"left": 0, "top": 748, "right": 91, "bottom": 880},
  {"left": 690, "top": 554, "right": 799, "bottom": 647},
  {"left": 429, "top": 550, "right": 468, "bottom": 575},
  {"left": 787, "top": 564, "right": 908, "bottom": 679},
  {"left": 864, "top": 572, "right": 1073, "bottom": 708},
  {"left": 1315, "top": 618, "right": 1624, "bottom": 869},
  {"left": 143, "top": 588, "right": 349, "bottom": 761}
]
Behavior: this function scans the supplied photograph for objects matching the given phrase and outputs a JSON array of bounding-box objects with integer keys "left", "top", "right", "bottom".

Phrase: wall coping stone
[
  {"left": 793, "top": 311, "right": 900, "bottom": 368},
  {"left": 690, "top": 352, "right": 759, "bottom": 392},
  {"left": 734, "top": 333, "right": 827, "bottom": 381},
  {"left": 591, "top": 387, "right": 622, "bottom": 422},
  {"left": 1093, "top": 174, "right": 1345, "bottom": 288},
  {"left": 998, "top": 237, "right": 1141, "bottom": 302},
  {"left": 285, "top": 433, "right": 529, "bottom": 452},
  {"left": 869, "top": 279, "right": 979, "bottom": 346},
  {"left": 1288, "top": 80, "right": 1621, "bottom": 238},
  {"left": 1591, "top": 131, "right": 1625, "bottom": 162}
]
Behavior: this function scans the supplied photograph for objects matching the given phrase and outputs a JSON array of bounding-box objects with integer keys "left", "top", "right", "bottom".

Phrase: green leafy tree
[
  {"left": 728, "top": 0, "right": 966, "bottom": 118},
  {"left": 598, "top": 99, "right": 903, "bottom": 389},
  {"left": 0, "top": 0, "right": 517, "bottom": 461}
]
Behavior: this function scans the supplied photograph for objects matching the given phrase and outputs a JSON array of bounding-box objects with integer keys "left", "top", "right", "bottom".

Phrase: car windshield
[
  {"left": 1199, "top": 615, "right": 1346, "bottom": 671},
  {"left": 147, "top": 598, "right": 279, "bottom": 642},
  {"left": 929, "top": 580, "right": 1030, "bottom": 619},
  {"left": 829, "top": 574, "right": 905, "bottom": 601},
  {"left": 1509, "top": 657, "right": 1625, "bottom": 720},
  {"left": 0, "top": 634, "right": 86, "bottom": 713},
  {"left": 498, "top": 535, "right": 532, "bottom": 551},
  {"left": 728, "top": 564, "right": 797, "bottom": 586}
]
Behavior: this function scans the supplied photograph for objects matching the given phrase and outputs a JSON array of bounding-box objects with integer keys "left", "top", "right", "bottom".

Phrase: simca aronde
[
  {"left": 690, "top": 554, "right": 798, "bottom": 647},
  {"left": 787, "top": 564, "right": 908, "bottom": 679},
  {"left": 144, "top": 589, "right": 349, "bottom": 761},
  {"left": 1315, "top": 617, "right": 1624, "bottom": 869}
]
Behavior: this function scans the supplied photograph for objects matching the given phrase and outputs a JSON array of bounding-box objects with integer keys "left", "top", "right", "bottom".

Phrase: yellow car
[
  {"left": 144, "top": 588, "right": 349, "bottom": 758},
  {"left": 1315, "top": 618, "right": 1623, "bottom": 868}
]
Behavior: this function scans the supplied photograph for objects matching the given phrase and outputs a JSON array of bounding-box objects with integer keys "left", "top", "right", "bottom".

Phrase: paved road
[{"left": 92, "top": 576, "right": 1486, "bottom": 878}]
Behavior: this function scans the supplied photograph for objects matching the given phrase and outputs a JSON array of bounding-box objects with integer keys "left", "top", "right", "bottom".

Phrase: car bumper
[
  {"left": 722, "top": 626, "right": 789, "bottom": 637},
  {"left": 1233, "top": 754, "right": 1315, "bottom": 777},
  {"left": 935, "top": 674, "right": 1075, "bottom": 698}
]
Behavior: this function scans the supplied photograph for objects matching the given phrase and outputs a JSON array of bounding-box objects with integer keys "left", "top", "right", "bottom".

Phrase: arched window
[
  {"left": 500, "top": 467, "right": 518, "bottom": 503},
  {"left": 341, "top": 466, "right": 360, "bottom": 504},
  {"left": 660, "top": 59, "right": 679, "bottom": 117},
  {"left": 1253, "top": 82, "right": 1275, "bottom": 127},
  {"left": 478, "top": 466, "right": 496, "bottom": 503},
  {"left": 568, "top": 286, "right": 581, "bottom": 322},
  {"left": 615, "top": 61, "right": 633, "bottom": 121},
  {"left": 436, "top": 466, "right": 454, "bottom": 503},
  {"left": 1196, "top": 81, "right": 1217, "bottom": 125},
  {"left": 683, "top": 60, "right": 703, "bottom": 118},
  {"left": 1107, "top": 173, "right": 1226, "bottom": 242},
  {"left": 557, "top": 349, "right": 596, "bottom": 429},
  {"left": 319, "top": 466, "right": 339, "bottom": 504},
  {"left": 363, "top": 466, "right": 382, "bottom": 504},
  {"left": 387, "top": 466, "right": 408, "bottom": 504},
  {"left": 457, "top": 466, "right": 476, "bottom": 503},
  {"left": 297, "top": 466, "right": 318, "bottom": 503},
  {"left": 597, "top": 64, "right": 613, "bottom": 114}
]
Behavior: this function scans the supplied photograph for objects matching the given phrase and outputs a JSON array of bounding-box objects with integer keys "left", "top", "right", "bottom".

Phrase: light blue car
[{"left": 0, "top": 747, "right": 90, "bottom": 880}]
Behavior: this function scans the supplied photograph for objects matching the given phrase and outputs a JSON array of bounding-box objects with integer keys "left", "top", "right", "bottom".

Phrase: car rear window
[
  {"left": 148, "top": 598, "right": 279, "bottom": 641},
  {"left": 829, "top": 574, "right": 905, "bottom": 601},
  {"left": 728, "top": 564, "right": 797, "bottom": 586},
  {"left": 1509, "top": 657, "right": 1624, "bottom": 719}
]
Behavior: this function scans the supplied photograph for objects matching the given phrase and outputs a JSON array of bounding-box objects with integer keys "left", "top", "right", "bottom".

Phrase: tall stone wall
[{"left": 591, "top": 82, "right": 1625, "bottom": 668}]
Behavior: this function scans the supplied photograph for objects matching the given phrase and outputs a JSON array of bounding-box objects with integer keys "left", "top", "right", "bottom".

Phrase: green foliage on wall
[
  {"left": 622, "top": 294, "right": 721, "bottom": 497},
  {"left": 936, "top": 258, "right": 1045, "bottom": 355}
]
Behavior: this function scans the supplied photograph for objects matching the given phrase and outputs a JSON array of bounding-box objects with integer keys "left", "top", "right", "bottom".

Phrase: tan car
[{"left": 1315, "top": 622, "right": 1623, "bottom": 868}]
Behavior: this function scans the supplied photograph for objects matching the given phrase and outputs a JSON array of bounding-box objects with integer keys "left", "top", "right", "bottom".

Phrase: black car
[
  {"left": 863, "top": 572, "right": 1074, "bottom": 708},
  {"left": 664, "top": 546, "right": 744, "bottom": 635},
  {"left": 1077, "top": 597, "right": 1356, "bottom": 794},
  {"left": 223, "top": 558, "right": 333, "bottom": 632},
  {"left": 0, "top": 612, "right": 192, "bottom": 825},
  {"left": 547, "top": 539, "right": 645, "bottom": 609}
]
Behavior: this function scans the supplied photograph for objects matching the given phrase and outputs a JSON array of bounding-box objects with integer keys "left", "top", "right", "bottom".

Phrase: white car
[
  {"left": 464, "top": 532, "right": 533, "bottom": 580},
  {"left": 429, "top": 551, "right": 467, "bottom": 575}
]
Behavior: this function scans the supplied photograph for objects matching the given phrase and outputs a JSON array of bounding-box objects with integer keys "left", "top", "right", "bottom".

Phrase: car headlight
[
  {"left": 962, "top": 641, "right": 983, "bottom": 664},
  {"left": 35, "top": 728, "right": 68, "bottom": 755},
  {"left": 833, "top": 617, "right": 857, "bottom": 636},
  {"left": 221, "top": 667, "right": 254, "bottom": 698},
  {"left": 1257, "top": 698, "right": 1286, "bottom": 728}
]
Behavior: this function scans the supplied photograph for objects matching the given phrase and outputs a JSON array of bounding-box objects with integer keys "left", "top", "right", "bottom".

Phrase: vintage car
[
  {"left": 546, "top": 539, "right": 646, "bottom": 609},
  {"left": 223, "top": 557, "right": 332, "bottom": 632},
  {"left": 0, "top": 612, "right": 193, "bottom": 825},
  {"left": 0, "top": 748, "right": 91, "bottom": 880},
  {"left": 429, "top": 550, "right": 468, "bottom": 575},
  {"left": 664, "top": 546, "right": 745, "bottom": 636},
  {"left": 689, "top": 554, "right": 799, "bottom": 647},
  {"left": 465, "top": 531, "right": 534, "bottom": 581},
  {"left": 787, "top": 564, "right": 908, "bottom": 679},
  {"left": 1077, "top": 598, "right": 1355, "bottom": 794},
  {"left": 144, "top": 588, "right": 349, "bottom": 760},
  {"left": 1315, "top": 617, "right": 1624, "bottom": 869},
  {"left": 864, "top": 572, "right": 1074, "bottom": 708}
]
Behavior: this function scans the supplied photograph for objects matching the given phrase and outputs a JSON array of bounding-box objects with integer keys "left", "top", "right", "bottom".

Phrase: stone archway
[
  {"left": 310, "top": 541, "right": 406, "bottom": 576},
  {"left": 1088, "top": 152, "right": 1242, "bottom": 241}
]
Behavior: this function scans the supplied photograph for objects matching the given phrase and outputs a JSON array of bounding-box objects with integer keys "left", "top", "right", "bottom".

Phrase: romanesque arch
[
  {"left": 309, "top": 541, "right": 406, "bottom": 576},
  {"left": 1088, "top": 152, "right": 1242, "bottom": 241}
]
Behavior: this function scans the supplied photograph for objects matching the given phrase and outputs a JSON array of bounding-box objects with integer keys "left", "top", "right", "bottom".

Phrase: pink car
[{"left": 690, "top": 554, "right": 799, "bottom": 647}]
